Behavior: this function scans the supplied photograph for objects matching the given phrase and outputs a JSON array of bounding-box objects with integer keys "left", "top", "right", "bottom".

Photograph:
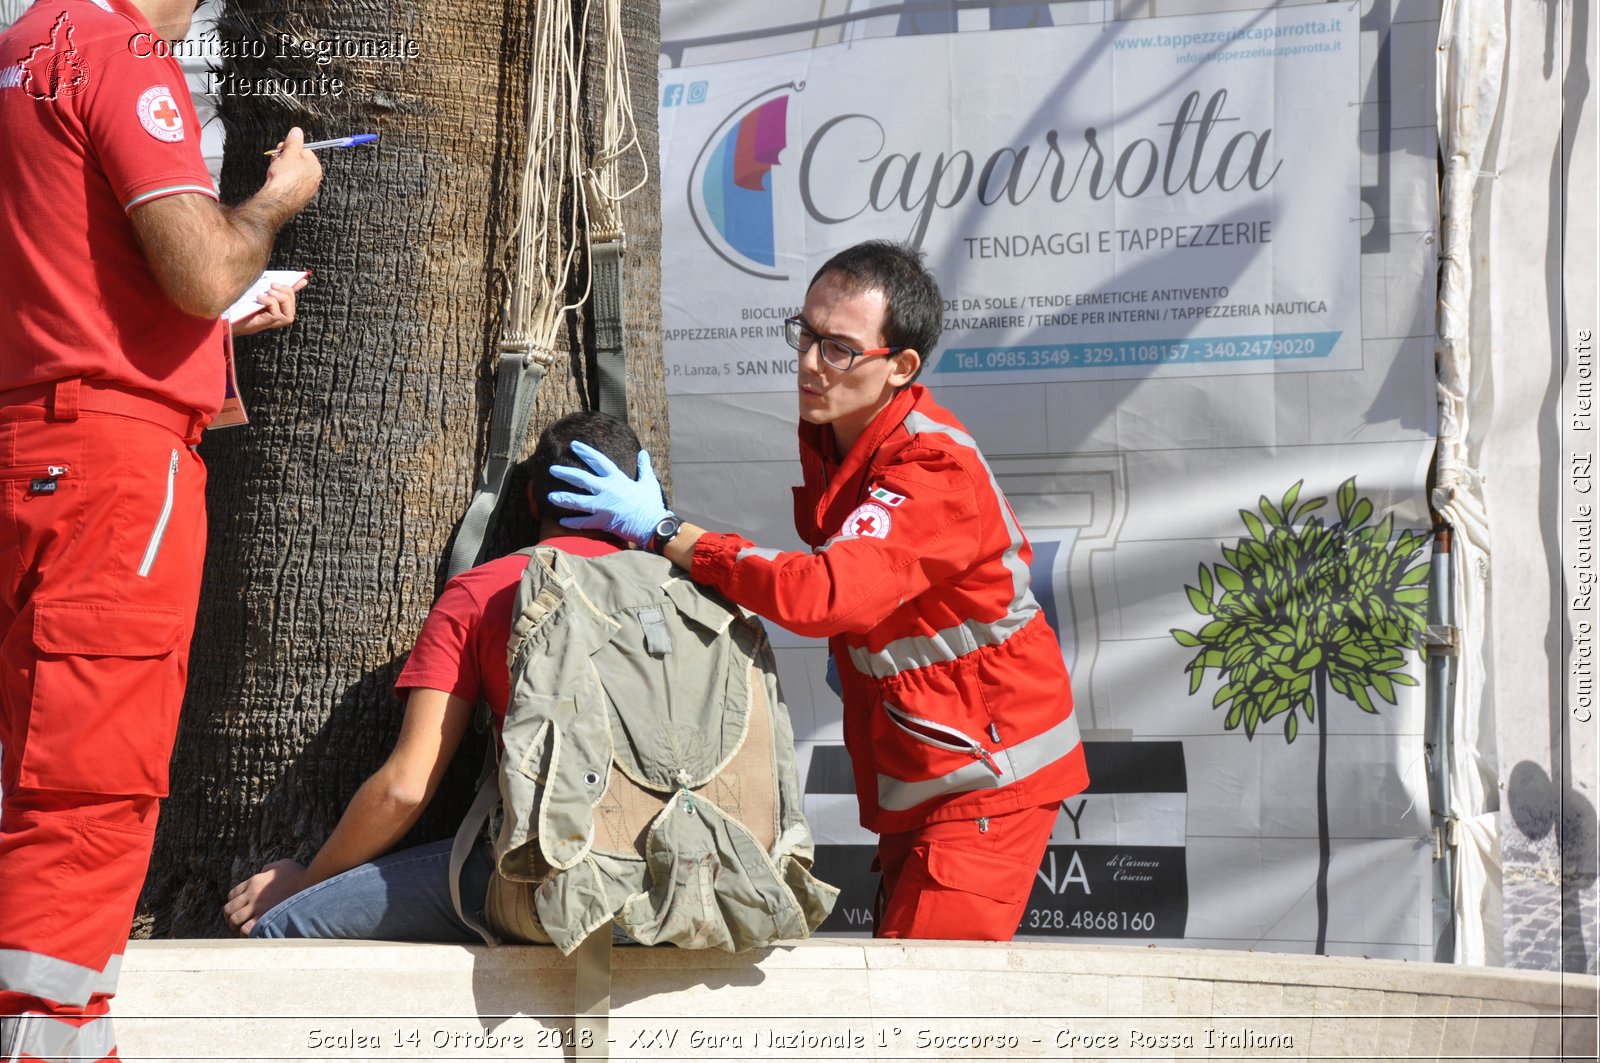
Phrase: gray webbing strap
[
  {"left": 448, "top": 744, "right": 502, "bottom": 947},
  {"left": 447, "top": 349, "right": 550, "bottom": 581},
  {"left": 1, "top": 1015, "right": 18, "bottom": 1061},
  {"left": 573, "top": 931, "right": 612, "bottom": 1060},
  {"left": 590, "top": 237, "right": 628, "bottom": 422}
]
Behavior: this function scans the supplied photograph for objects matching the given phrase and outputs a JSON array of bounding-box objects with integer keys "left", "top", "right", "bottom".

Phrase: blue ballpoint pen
[{"left": 264, "top": 133, "right": 379, "bottom": 156}]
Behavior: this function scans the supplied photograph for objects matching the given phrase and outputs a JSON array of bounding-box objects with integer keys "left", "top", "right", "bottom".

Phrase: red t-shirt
[
  {"left": 0, "top": 0, "right": 225, "bottom": 415},
  {"left": 395, "top": 537, "right": 624, "bottom": 723}
]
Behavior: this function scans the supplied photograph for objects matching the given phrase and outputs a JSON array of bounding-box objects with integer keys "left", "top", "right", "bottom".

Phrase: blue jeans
[{"left": 250, "top": 838, "right": 494, "bottom": 943}]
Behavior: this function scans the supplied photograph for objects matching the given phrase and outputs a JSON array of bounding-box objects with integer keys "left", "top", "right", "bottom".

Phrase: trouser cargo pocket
[{"left": 20, "top": 601, "right": 188, "bottom": 797}]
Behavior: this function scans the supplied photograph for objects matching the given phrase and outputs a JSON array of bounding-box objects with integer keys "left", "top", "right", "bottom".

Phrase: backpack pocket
[
  {"left": 497, "top": 689, "right": 615, "bottom": 876},
  {"left": 616, "top": 790, "right": 824, "bottom": 953},
  {"left": 777, "top": 851, "right": 842, "bottom": 937}
]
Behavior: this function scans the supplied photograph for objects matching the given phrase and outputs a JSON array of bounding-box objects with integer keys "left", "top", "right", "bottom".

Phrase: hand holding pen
[
  {"left": 260, "top": 128, "right": 323, "bottom": 217},
  {"left": 264, "top": 133, "right": 379, "bottom": 157}
]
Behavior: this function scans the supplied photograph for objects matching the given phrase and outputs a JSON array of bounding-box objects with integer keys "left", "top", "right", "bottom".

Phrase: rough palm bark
[{"left": 139, "top": 0, "right": 662, "bottom": 937}]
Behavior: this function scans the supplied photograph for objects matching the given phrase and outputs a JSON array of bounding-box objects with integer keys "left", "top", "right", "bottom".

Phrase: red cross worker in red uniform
[
  {"left": 0, "top": 2, "right": 322, "bottom": 1058},
  {"left": 551, "top": 241, "right": 1089, "bottom": 941}
]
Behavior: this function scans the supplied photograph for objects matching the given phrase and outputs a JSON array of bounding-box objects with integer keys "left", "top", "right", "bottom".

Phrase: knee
[
  {"left": 248, "top": 914, "right": 286, "bottom": 939},
  {"left": 247, "top": 896, "right": 308, "bottom": 939}
]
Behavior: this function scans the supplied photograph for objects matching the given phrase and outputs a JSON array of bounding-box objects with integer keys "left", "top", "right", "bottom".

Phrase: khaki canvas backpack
[{"left": 450, "top": 546, "right": 836, "bottom": 955}]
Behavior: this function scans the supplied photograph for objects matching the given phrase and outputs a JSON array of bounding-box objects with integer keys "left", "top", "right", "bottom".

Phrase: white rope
[
  {"left": 584, "top": 0, "right": 649, "bottom": 239},
  {"left": 498, "top": 0, "right": 646, "bottom": 358},
  {"left": 499, "top": 0, "right": 583, "bottom": 360}
]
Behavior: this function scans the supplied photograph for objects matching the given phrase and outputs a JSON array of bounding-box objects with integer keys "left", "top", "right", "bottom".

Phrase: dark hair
[
  {"left": 519, "top": 410, "right": 641, "bottom": 527},
  {"left": 809, "top": 240, "right": 943, "bottom": 383}
]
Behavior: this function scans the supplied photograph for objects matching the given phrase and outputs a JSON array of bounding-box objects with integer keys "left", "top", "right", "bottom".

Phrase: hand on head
[{"left": 547, "top": 442, "right": 669, "bottom": 546}]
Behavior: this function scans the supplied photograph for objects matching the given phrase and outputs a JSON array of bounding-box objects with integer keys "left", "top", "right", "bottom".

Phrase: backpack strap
[
  {"left": 573, "top": 930, "right": 612, "bottom": 1060},
  {"left": 589, "top": 236, "right": 628, "bottom": 423},
  {"left": 448, "top": 742, "right": 503, "bottom": 946},
  {"left": 446, "top": 350, "right": 551, "bottom": 581},
  {"left": 449, "top": 546, "right": 547, "bottom": 943}
]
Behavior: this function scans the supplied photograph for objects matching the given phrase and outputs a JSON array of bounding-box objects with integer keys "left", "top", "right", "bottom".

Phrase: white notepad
[{"left": 224, "top": 269, "right": 310, "bottom": 324}]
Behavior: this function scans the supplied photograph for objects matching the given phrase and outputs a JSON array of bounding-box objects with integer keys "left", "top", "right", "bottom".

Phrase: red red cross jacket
[{"left": 691, "top": 384, "right": 1089, "bottom": 832}]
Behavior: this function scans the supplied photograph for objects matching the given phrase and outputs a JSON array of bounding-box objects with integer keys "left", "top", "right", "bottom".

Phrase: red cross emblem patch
[
  {"left": 842, "top": 501, "right": 892, "bottom": 540},
  {"left": 137, "top": 85, "right": 184, "bottom": 143}
]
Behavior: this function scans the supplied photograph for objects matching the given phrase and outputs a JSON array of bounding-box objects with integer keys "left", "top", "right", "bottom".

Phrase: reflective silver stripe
[
  {"left": 876, "top": 711, "right": 1082, "bottom": 812},
  {"left": 136, "top": 448, "right": 180, "bottom": 578},
  {"left": 3, "top": 1013, "right": 116, "bottom": 1063},
  {"left": 91, "top": 955, "right": 120, "bottom": 997},
  {"left": 845, "top": 410, "right": 1039, "bottom": 679},
  {"left": 849, "top": 612, "right": 1037, "bottom": 678},
  {"left": 734, "top": 546, "right": 782, "bottom": 563},
  {"left": 0, "top": 950, "right": 100, "bottom": 1007}
]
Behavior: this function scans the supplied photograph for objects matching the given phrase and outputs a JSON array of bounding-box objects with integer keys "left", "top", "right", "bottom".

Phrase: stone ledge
[{"left": 115, "top": 939, "right": 1598, "bottom": 1061}]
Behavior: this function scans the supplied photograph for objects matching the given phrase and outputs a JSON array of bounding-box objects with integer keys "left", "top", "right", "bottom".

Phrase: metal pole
[{"left": 1426, "top": 526, "right": 1460, "bottom": 962}]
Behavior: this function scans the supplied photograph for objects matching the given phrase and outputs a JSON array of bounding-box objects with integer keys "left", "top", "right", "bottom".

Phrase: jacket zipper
[
  {"left": 883, "top": 702, "right": 1004, "bottom": 777},
  {"left": 137, "top": 449, "right": 180, "bottom": 578}
]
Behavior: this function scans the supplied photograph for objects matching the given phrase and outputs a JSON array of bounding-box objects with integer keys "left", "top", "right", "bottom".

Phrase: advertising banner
[
  {"left": 661, "top": 3, "right": 1357, "bottom": 393},
  {"left": 661, "top": 0, "right": 1439, "bottom": 959}
]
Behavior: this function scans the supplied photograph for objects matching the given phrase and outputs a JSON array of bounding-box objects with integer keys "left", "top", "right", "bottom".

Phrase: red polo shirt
[
  {"left": 0, "top": 0, "right": 224, "bottom": 416},
  {"left": 397, "top": 537, "right": 625, "bottom": 724}
]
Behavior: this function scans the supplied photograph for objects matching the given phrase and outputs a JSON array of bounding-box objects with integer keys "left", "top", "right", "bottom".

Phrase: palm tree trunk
[
  {"left": 1315, "top": 665, "right": 1331, "bottom": 953},
  {"left": 138, "top": 0, "right": 662, "bottom": 937}
]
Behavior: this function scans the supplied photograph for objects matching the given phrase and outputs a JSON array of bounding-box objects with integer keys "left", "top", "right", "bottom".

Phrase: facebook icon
[{"left": 662, "top": 84, "right": 684, "bottom": 107}]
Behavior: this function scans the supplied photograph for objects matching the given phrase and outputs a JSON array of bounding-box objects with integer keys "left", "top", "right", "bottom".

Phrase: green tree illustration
[{"left": 1171, "top": 478, "right": 1430, "bottom": 954}]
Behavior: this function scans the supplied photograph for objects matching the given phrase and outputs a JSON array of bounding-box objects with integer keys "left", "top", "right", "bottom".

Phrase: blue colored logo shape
[
  {"left": 688, "top": 85, "right": 796, "bottom": 280},
  {"left": 1028, "top": 531, "right": 1080, "bottom": 673},
  {"left": 662, "top": 83, "right": 684, "bottom": 107}
]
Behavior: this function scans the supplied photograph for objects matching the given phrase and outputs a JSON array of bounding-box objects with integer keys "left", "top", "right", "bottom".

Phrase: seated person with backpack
[{"left": 225, "top": 411, "right": 831, "bottom": 947}]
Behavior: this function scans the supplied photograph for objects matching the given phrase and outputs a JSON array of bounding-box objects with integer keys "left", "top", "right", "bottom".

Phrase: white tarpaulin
[
  {"left": 1434, "top": 0, "right": 1507, "bottom": 967},
  {"left": 661, "top": 0, "right": 1438, "bottom": 958}
]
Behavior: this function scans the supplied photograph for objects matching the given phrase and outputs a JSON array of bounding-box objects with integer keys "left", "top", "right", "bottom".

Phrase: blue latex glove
[{"left": 547, "top": 442, "right": 670, "bottom": 546}]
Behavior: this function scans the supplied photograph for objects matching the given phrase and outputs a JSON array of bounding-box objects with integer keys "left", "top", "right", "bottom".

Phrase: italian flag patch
[{"left": 869, "top": 486, "right": 906, "bottom": 508}]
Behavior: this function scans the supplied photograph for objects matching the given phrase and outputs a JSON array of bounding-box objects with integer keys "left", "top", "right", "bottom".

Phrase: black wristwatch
[{"left": 649, "top": 513, "right": 682, "bottom": 555}]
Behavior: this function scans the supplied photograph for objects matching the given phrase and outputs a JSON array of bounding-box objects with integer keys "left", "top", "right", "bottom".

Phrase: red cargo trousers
[
  {"left": 0, "top": 385, "right": 207, "bottom": 1063},
  {"left": 873, "top": 801, "right": 1059, "bottom": 941}
]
